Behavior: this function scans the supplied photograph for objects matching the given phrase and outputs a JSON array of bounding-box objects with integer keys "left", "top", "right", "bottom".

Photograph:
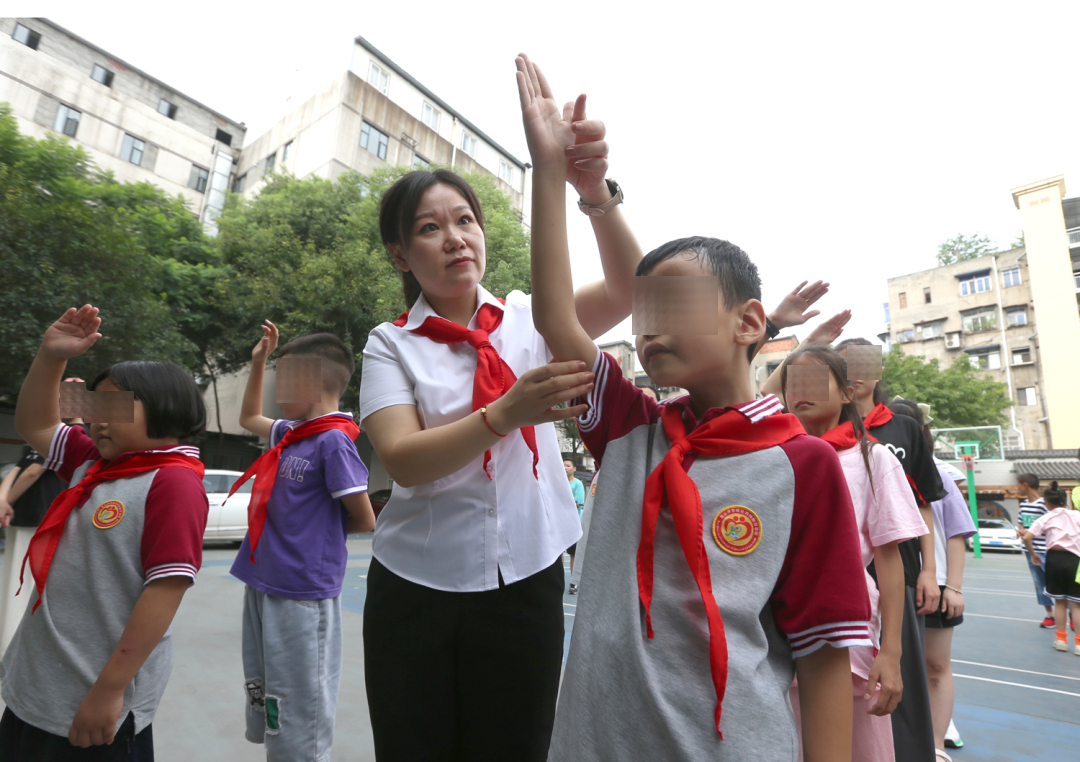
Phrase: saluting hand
[
  {"left": 251, "top": 320, "right": 279, "bottom": 364},
  {"left": 40, "top": 305, "right": 102, "bottom": 361}
]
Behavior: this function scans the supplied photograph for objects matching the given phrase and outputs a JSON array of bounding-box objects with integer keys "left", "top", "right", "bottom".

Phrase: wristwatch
[
  {"left": 764, "top": 317, "right": 781, "bottom": 340},
  {"left": 578, "top": 179, "right": 624, "bottom": 217}
]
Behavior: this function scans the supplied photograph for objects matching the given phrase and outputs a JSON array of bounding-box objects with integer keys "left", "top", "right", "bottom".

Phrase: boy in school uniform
[
  {"left": 229, "top": 322, "right": 374, "bottom": 762},
  {"left": 516, "top": 56, "right": 874, "bottom": 761}
]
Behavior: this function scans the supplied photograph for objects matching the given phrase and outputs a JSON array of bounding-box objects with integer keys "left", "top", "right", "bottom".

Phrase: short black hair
[
  {"left": 636, "top": 237, "right": 761, "bottom": 307},
  {"left": 89, "top": 361, "right": 206, "bottom": 440},
  {"left": 277, "top": 333, "right": 355, "bottom": 398},
  {"left": 1017, "top": 473, "right": 1040, "bottom": 490}
]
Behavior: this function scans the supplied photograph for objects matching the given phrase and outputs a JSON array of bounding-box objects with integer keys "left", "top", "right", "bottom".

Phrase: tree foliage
[
  {"left": 936, "top": 233, "right": 996, "bottom": 267},
  {"left": 882, "top": 346, "right": 1011, "bottom": 428}
]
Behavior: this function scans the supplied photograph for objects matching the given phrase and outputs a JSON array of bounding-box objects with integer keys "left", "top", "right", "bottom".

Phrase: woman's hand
[
  {"left": 941, "top": 587, "right": 964, "bottom": 619},
  {"left": 251, "top": 320, "right": 279, "bottom": 364},
  {"left": 563, "top": 95, "right": 610, "bottom": 205},
  {"left": 40, "top": 305, "right": 101, "bottom": 362},
  {"left": 865, "top": 652, "right": 903, "bottom": 716},
  {"left": 805, "top": 310, "right": 852, "bottom": 346},
  {"left": 516, "top": 54, "right": 575, "bottom": 170},
  {"left": 770, "top": 281, "right": 829, "bottom": 330},
  {"left": 486, "top": 361, "right": 594, "bottom": 434}
]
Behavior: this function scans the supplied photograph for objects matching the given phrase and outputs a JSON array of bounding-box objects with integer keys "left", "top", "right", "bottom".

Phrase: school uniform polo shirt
[
  {"left": 548, "top": 352, "right": 874, "bottom": 762},
  {"left": 359, "top": 286, "right": 580, "bottom": 592},
  {"left": 1019, "top": 497, "right": 1049, "bottom": 554},
  {"left": 0, "top": 424, "right": 208, "bottom": 737}
]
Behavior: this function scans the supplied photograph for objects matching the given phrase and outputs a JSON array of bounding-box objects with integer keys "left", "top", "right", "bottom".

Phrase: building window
[
  {"left": 918, "top": 321, "right": 944, "bottom": 339},
  {"left": 422, "top": 102, "right": 440, "bottom": 132},
  {"left": 52, "top": 104, "right": 81, "bottom": 138},
  {"left": 360, "top": 122, "right": 388, "bottom": 160},
  {"left": 924, "top": 287, "right": 931, "bottom": 303},
  {"left": 460, "top": 132, "right": 477, "bottom": 157},
  {"left": 157, "top": 99, "right": 177, "bottom": 119},
  {"left": 232, "top": 173, "right": 247, "bottom": 193},
  {"left": 91, "top": 64, "right": 114, "bottom": 87},
  {"left": 214, "top": 129, "right": 233, "bottom": 146},
  {"left": 282, "top": 140, "right": 293, "bottom": 163},
  {"left": 187, "top": 165, "right": 209, "bottom": 193},
  {"left": 413, "top": 154, "right": 431, "bottom": 170},
  {"left": 1002, "top": 267, "right": 1022, "bottom": 288},
  {"left": 1012, "top": 347, "right": 1032, "bottom": 365},
  {"left": 898, "top": 292, "right": 907, "bottom": 309},
  {"left": 120, "top": 134, "right": 145, "bottom": 166},
  {"left": 13, "top": 22, "right": 41, "bottom": 50},
  {"left": 959, "top": 273, "right": 992, "bottom": 296},
  {"left": 1018, "top": 386, "right": 1037, "bottom": 406},
  {"left": 499, "top": 160, "right": 515, "bottom": 185},
  {"left": 962, "top": 308, "right": 997, "bottom": 334},
  {"left": 263, "top": 153, "right": 276, "bottom": 175},
  {"left": 1005, "top": 307, "right": 1027, "bottom": 327},
  {"left": 968, "top": 349, "right": 1001, "bottom": 370},
  {"left": 883, "top": 302, "right": 890, "bottom": 323},
  {"left": 368, "top": 62, "right": 389, "bottom": 94},
  {"left": 897, "top": 329, "right": 914, "bottom": 343},
  {"left": 765, "top": 362, "right": 781, "bottom": 376}
]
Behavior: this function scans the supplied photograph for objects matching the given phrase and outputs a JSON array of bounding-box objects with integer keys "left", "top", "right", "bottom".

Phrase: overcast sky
[{"left": 25, "top": 1, "right": 1080, "bottom": 360}]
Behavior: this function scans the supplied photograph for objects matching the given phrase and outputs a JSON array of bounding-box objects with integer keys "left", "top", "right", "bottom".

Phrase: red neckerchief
[
  {"left": 863, "top": 403, "right": 893, "bottom": 429},
  {"left": 20, "top": 450, "right": 204, "bottom": 613},
  {"left": 821, "top": 420, "right": 878, "bottom": 450},
  {"left": 394, "top": 299, "right": 538, "bottom": 480},
  {"left": 637, "top": 403, "right": 804, "bottom": 736},
  {"left": 227, "top": 416, "right": 360, "bottom": 561}
]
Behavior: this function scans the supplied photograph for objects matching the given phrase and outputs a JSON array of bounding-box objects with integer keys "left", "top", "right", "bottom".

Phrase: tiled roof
[{"left": 1010, "top": 460, "right": 1080, "bottom": 480}]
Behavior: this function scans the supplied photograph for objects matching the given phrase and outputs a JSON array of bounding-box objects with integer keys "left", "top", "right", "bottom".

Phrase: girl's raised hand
[
  {"left": 251, "top": 320, "right": 279, "bottom": 363},
  {"left": 563, "top": 95, "right": 610, "bottom": 205},
  {"left": 515, "top": 54, "right": 575, "bottom": 169},
  {"left": 41, "top": 305, "right": 102, "bottom": 361}
]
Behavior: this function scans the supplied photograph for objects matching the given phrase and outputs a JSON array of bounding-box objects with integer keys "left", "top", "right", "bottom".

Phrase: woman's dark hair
[
  {"left": 1043, "top": 481, "right": 1067, "bottom": 508},
  {"left": 89, "top": 361, "right": 207, "bottom": 440},
  {"left": 780, "top": 344, "right": 874, "bottom": 488},
  {"left": 835, "top": 337, "right": 889, "bottom": 405},
  {"left": 889, "top": 397, "right": 934, "bottom": 450},
  {"left": 278, "top": 333, "right": 356, "bottom": 397},
  {"left": 1017, "top": 473, "right": 1040, "bottom": 491},
  {"left": 379, "top": 169, "right": 485, "bottom": 308}
]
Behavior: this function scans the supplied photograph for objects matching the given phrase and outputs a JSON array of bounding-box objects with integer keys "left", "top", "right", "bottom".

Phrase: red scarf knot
[{"left": 227, "top": 415, "right": 360, "bottom": 563}]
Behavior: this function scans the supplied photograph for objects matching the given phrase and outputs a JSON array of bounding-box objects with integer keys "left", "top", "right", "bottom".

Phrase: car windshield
[
  {"left": 978, "top": 520, "right": 1011, "bottom": 530},
  {"left": 203, "top": 474, "right": 250, "bottom": 494}
]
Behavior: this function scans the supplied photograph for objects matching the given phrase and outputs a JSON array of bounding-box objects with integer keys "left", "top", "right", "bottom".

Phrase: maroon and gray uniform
[{"left": 548, "top": 352, "right": 873, "bottom": 762}]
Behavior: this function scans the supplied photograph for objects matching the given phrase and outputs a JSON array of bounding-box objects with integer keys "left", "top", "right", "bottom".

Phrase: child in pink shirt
[
  {"left": 783, "top": 345, "right": 927, "bottom": 762},
  {"left": 1022, "top": 482, "right": 1080, "bottom": 654}
]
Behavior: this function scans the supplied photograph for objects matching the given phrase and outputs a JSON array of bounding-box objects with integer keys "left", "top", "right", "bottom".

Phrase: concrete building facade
[
  {"left": 233, "top": 37, "right": 530, "bottom": 224},
  {"left": 0, "top": 18, "right": 245, "bottom": 233}
]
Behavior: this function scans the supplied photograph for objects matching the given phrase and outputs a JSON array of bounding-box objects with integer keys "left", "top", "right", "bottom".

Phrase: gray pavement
[{"left": 1, "top": 540, "right": 1078, "bottom": 760}]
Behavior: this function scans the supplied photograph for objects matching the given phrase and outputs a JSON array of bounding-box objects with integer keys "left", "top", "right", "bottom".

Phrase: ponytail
[{"left": 1043, "top": 480, "right": 1067, "bottom": 508}]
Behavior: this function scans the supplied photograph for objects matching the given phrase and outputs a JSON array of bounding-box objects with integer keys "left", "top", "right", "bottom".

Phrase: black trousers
[
  {"left": 0, "top": 709, "right": 153, "bottom": 762},
  {"left": 890, "top": 585, "right": 936, "bottom": 762},
  {"left": 363, "top": 556, "right": 565, "bottom": 762}
]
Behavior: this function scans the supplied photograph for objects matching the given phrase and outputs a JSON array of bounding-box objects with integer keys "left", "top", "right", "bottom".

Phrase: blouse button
[{"left": 488, "top": 508, "right": 495, "bottom": 517}]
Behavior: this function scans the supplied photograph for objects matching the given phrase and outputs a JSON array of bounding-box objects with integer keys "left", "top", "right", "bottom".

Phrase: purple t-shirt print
[{"left": 231, "top": 413, "right": 369, "bottom": 600}]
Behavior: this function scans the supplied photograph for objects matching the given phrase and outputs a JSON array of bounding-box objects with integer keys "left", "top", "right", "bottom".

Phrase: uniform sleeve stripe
[
  {"left": 790, "top": 628, "right": 874, "bottom": 649},
  {"left": 791, "top": 635, "right": 876, "bottom": 659},
  {"left": 330, "top": 485, "right": 368, "bottom": 499},
  {"left": 577, "top": 351, "right": 609, "bottom": 433},
  {"left": 788, "top": 620, "right": 872, "bottom": 640},
  {"left": 145, "top": 563, "right": 198, "bottom": 582},
  {"left": 44, "top": 424, "right": 70, "bottom": 471}
]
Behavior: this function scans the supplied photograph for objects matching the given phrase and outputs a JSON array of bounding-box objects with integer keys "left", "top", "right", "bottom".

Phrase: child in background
[
  {"left": 783, "top": 346, "right": 926, "bottom": 762},
  {"left": 229, "top": 321, "right": 374, "bottom": 762},
  {"left": 518, "top": 55, "right": 874, "bottom": 762},
  {"left": 564, "top": 459, "right": 585, "bottom": 594},
  {"left": 2, "top": 305, "right": 209, "bottom": 760},
  {"left": 1016, "top": 473, "right": 1055, "bottom": 628},
  {"left": 1021, "top": 482, "right": 1080, "bottom": 654}
]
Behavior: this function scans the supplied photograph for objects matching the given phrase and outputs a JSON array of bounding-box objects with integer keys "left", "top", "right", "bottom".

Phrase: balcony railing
[{"left": 1068, "top": 228, "right": 1080, "bottom": 247}]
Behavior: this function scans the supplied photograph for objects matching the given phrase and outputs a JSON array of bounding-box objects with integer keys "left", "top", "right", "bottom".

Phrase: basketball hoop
[{"left": 960, "top": 453, "right": 976, "bottom": 472}]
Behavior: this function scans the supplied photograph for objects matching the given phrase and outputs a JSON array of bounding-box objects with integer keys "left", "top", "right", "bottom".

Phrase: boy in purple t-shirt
[{"left": 230, "top": 322, "right": 374, "bottom": 761}]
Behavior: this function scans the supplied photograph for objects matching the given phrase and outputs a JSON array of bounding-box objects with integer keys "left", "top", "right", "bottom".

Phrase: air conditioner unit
[{"left": 945, "top": 333, "right": 961, "bottom": 349}]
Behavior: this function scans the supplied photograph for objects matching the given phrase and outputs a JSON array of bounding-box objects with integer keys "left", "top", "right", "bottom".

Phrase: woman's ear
[
  {"left": 388, "top": 243, "right": 410, "bottom": 273},
  {"left": 734, "top": 298, "right": 767, "bottom": 348},
  {"left": 841, "top": 384, "right": 855, "bottom": 404}
]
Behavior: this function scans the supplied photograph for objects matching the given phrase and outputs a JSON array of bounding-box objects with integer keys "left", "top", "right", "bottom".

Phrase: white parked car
[
  {"left": 966, "top": 519, "right": 1023, "bottom": 553},
  {"left": 202, "top": 470, "right": 252, "bottom": 544}
]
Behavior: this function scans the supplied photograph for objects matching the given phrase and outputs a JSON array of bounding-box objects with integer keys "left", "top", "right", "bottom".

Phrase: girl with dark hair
[
  {"left": 358, "top": 73, "right": 643, "bottom": 761},
  {"left": 2, "top": 305, "right": 208, "bottom": 759},
  {"left": 1021, "top": 482, "right": 1080, "bottom": 654},
  {"left": 781, "top": 345, "right": 926, "bottom": 762}
]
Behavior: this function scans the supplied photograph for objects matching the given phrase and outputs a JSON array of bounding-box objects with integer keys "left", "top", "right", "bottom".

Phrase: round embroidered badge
[
  {"left": 92, "top": 500, "right": 125, "bottom": 529},
  {"left": 712, "top": 505, "right": 762, "bottom": 556},
  {"left": 590, "top": 481, "right": 597, "bottom": 498}
]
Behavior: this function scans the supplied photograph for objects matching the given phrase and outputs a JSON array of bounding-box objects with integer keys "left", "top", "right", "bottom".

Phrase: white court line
[
  {"left": 953, "top": 674, "right": 1080, "bottom": 698},
  {"left": 965, "top": 613, "right": 1041, "bottom": 624},
  {"left": 962, "top": 587, "right": 1037, "bottom": 598},
  {"left": 952, "top": 659, "right": 1080, "bottom": 682},
  {"left": 563, "top": 603, "right": 576, "bottom": 608}
]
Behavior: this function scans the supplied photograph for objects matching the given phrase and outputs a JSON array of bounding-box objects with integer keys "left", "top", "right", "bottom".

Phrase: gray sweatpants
[{"left": 242, "top": 586, "right": 343, "bottom": 762}]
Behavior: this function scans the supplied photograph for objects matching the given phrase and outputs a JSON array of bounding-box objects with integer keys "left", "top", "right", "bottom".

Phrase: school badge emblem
[
  {"left": 92, "top": 500, "right": 125, "bottom": 529},
  {"left": 712, "top": 505, "right": 762, "bottom": 556},
  {"left": 590, "top": 481, "right": 597, "bottom": 498}
]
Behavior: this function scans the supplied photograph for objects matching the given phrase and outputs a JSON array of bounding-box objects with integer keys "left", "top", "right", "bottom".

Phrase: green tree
[
  {"left": 0, "top": 104, "right": 202, "bottom": 399},
  {"left": 881, "top": 346, "right": 1012, "bottom": 428},
  {"left": 936, "top": 233, "right": 996, "bottom": 267},
  {"left": 212, "top": 165, "right": 532, "bottom": 409}
]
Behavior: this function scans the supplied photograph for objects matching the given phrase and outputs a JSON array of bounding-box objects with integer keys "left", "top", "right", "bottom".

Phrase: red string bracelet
[{"left": 479, "top": 407, "right": 506, "bottom": 437}]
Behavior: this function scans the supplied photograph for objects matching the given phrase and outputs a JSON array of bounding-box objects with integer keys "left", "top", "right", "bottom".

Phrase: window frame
[
  {"left": 157, "top": 98, "right": 177, "bottom": 119},
  {"left": 52, "top": 104, "right": 81, "bottom": 138},
  {"left": 360, "top": 122, "right": 389, "bottom": 160},
  {"left": 91, "top": 63, "right": 114, "bottom": 88},
  {"left": 499, "top": 160, "right": 515, "bottom": 185},
  {"left": 1018, "top": 386, "right": 1037, "bottom": 406},
  {"left": 918, "top": 321, "right": 944, "bottom": 340},
  {"left": 422, "top": 102, "right": 441, "bottom": 132},
  {"left": 1005, "top": 307, "right": 1027, "bottom": 327},
  {"left": 898, "top": 291, "right": 907, "bottom": 309},
  {"left": 1011, "top": 347, "right": 1032, "bottom": 365},
  {"left": 1001, "top": 267, "right": 1022, "bottom": 288},
  {"left": 263, "top": 153, "right": 276, "bottom": 175},
  {"left": 413, "top": 154, "right": 431, "bottom": 170},
  {"left": 460, "top": 131, "right": 478, "bottom": 157},
  {"left": 120, "top": 134, "right": 145, "bottom": 166},
  {"left": 968, "top": 348, "right": 1001, "bottom": 371},
  {"left": 961, "top": 308, "right": 997, "bottom": 334},
  {"left": 13, "top": 22, "right": 41, "bottom": 50},
  {"left": 923, "top": 286, "right": 932, "bottom": 303},
  {"left": 232, "top": 173, "right": 247, "bottom": 193},
  {"left": 959, "top": 274, "right": 992, "bottom": 296},
  {"left": 188, "top": 165, "right": 209, "bottom": 194},
  {"left": 368, "top": 62, "right": 390, "bottom": 94},
  {"left": 282, "top": 140, "right": 294, "bottom": 163}
]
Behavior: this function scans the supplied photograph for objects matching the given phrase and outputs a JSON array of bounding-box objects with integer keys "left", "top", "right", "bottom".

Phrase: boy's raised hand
[
  {"left": 252, "top": 320, "right": 279, "bottom": 364},
  {"left": 805, "top": 310, "right": 852, "bottom": 345},
  {"left": 563, "top": 95, "right": 610, "bottom": 204},
  {"left": 516, "top": 54, "right": 575, "bottom": 169},
  {"left": 41, "top": 305, "right": 102, "bottom": 361},
  {"left": 771, "top": 281, "right": 829, "bottom": 330}
]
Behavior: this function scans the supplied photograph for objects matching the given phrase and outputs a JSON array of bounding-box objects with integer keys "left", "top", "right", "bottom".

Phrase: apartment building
[
  {"left": 233, "top": 36, "right": 530, "bottom": 223},
  {"left": 884, "top": 176, "right": 1080, "bottom": 451},
  {"left": 0, "top": 18, "right": 245, "bottom": 233}
]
